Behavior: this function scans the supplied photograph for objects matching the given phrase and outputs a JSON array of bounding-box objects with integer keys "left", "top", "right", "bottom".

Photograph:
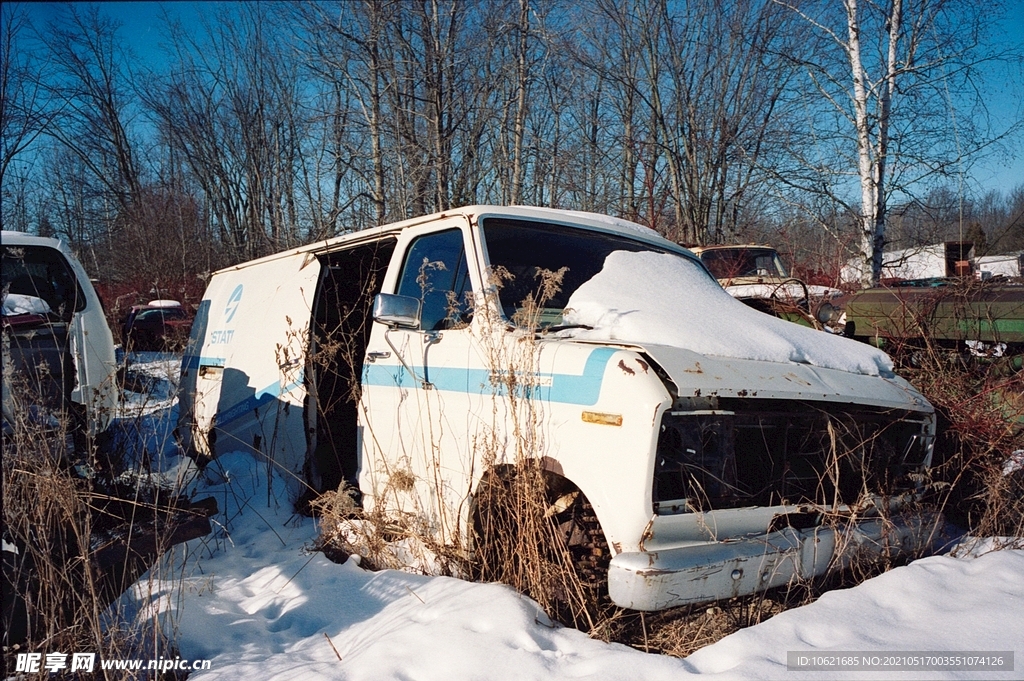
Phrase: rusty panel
[{"left": 845, "top": 281, "right": 1024, "bottom": 346}]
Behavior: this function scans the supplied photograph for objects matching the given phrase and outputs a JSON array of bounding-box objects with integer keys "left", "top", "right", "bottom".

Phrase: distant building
[
  {"left": 975, "top": 252, "right": 1024, "bottom": 278},
  {"left": 840, "top": 241, "right": 974, "bottom": 284}
]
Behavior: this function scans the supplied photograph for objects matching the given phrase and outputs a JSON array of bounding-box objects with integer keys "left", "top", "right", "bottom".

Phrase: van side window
[{"left": 397, "top": 229, "right": 471, "bottom": 331}]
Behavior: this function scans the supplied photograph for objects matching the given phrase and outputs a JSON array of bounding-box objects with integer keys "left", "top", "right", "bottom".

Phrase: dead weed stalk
[{"left": 2, "top": 362, "right": 196, "bottom": 678}]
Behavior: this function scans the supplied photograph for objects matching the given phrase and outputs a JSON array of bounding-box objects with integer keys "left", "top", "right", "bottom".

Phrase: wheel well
[{"left": 470, "top": 463, "right": 611, "bottom": 628}]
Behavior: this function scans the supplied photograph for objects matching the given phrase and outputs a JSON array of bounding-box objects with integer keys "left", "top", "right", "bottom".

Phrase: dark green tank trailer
[{"left": 843, "top": 279, "right": 1024, "bottom": 360}]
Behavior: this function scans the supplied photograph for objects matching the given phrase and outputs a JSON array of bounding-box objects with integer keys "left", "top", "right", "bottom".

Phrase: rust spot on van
[
  {"left": 617, "top": 359, "right": 636, "bottom": 376},
  {"left": 684, "top": 362, "right": 703, "bottom": 374},
  {"left": 635, "top": 358, "right": 650, "bottom": 373}
]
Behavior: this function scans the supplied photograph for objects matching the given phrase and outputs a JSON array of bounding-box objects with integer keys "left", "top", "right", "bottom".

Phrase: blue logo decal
[{"left": 224, "top": 285, "right": 243, "bottom": 323}]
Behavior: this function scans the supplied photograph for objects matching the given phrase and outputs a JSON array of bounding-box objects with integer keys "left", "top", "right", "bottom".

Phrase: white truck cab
[
  {"left": 176, "top": 206, "right": 936, "bottom": 611},
  {"left": 2, "top": 232, "right": 118, "bottom": 438}
]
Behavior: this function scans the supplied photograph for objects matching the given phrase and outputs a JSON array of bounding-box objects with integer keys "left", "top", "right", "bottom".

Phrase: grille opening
[{"left": 653, "top": 403, "right": 931, "bottom": 515}]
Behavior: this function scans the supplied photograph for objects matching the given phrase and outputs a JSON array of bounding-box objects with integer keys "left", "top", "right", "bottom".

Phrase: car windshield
[
  {"left": 698, "top": 248, "right": 788, "bottom": 279},
  {"left": 481, "top": 217, "right": 705, "bottom": 328}
]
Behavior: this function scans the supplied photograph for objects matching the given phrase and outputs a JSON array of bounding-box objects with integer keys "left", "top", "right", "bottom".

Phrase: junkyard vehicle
[
  {"left": 177, "top": 206, "right": 937, "bottom": 611},
  {"left": 842, "top": 277, "right": 1024, "bottom": 364},
  {"left": 121, "top": 300, "right": 193, "bottom": 351},
  {"left": 2, "top": 232, "right": 118, "bottom": 438},
  {"left": 2, "top": 235, "right": 215, "bottom": 647},
  {"left": 689, "top": 244, "right": 839, "bottom": 329}
]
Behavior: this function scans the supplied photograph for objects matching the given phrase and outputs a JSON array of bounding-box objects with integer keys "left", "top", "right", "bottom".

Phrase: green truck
[{"left": 842, "top": 278, "right": 1024, "bottom": 363}]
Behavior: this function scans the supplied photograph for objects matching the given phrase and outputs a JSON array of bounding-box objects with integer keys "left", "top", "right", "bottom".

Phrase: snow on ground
[
  {"left": 119, "top": 350, "right": 182, "bottom": 418},
  {"left": 123, "top": 445, "right": 1024, "bottom": 681},
  {"left": 109, "top": 351, "right": 191, "bottom": 486},
  {"left": 563, "top": 250, "right": 894, "bottom": 377}
]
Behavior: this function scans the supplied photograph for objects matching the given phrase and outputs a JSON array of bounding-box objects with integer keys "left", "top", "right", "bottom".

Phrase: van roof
[
  {"left": 2, "top": 231, "right": 65, "bottom": 250},
  {"left": 212, "top": 205, "right": 694, "bottom": 274},
  {"left": 2, "top": 231, "right": 84, "bottom": 266}
]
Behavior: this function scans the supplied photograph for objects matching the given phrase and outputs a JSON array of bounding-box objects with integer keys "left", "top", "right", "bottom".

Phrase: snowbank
[
  {"left": 564, "top": 250, "right": 894, "bottom": 376},
  {"left": 686, "top": 546, "right": 1024, "bottom": 679},
  {"left": 124, "top": 451, "right": 1023, "bottom": 680}
]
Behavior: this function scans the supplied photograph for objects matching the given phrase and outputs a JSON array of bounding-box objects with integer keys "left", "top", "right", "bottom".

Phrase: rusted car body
[
  {"left": 689, "top": 244, "right": 839, "bottom": 328},
  {"left": 121, "top": 300, "right": 193, "bottom": 351},
  {"left": 842, "top": 278, "right": 1024, "bottom": 360}
]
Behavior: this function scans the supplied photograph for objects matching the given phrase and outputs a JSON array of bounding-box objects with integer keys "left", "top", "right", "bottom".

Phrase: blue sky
[{"left": 13, "top": 1, "right": 1024, "bottom": 197}]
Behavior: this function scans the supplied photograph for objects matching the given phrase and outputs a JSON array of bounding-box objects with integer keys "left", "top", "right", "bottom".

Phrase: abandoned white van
[
  {"left": 2, "top": 232, "right": 118, "bottom": 438},
  {"left": 176, "top": 206, "right": 936, "bottom": 611}
]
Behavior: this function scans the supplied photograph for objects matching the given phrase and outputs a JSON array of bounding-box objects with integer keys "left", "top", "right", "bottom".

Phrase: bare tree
[
  {"left": 296, "top": 1, "right": 391, "bottom": 229},
  {"left": 148, "top": 3, "right": 307, "bottom": 261},
  {"left": 573, "top": 0, "right": 801, "bottom": 244},
  {"left": 38, "top": 5, "right": 143, "bottom": 214},
  {"left": 775, "top": 0, "right": 1022, "bottom": 287},
  {"left": 0, "top": 4, "right": 57, "bottom": 206}
]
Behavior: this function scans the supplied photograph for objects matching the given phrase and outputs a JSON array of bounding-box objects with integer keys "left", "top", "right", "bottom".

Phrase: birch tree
[
  {"left": 776, "top": 0, "right": 1018, "bottom": 287},
  {"left": 847, "top": 0, "right": 900, "bottom": 288}
]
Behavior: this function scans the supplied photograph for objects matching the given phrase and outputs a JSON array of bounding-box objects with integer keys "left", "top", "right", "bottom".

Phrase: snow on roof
[
  {"left": 2, "top": 293, "right": 51, "bottom": 316},
  {"left": 146, "top": 299, "right": 183, "bottom": 308},
  {"left": 563, "top": 250, "right": 894, "bottom": 376}
]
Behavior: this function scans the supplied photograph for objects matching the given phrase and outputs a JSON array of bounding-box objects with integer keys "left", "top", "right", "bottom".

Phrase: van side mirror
[{"left": 373, "top": 293, "right": 422, "bottom": 329}]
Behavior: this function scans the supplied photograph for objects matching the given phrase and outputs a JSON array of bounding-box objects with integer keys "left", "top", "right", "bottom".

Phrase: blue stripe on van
[{"left": 360, "top": 346, "right": 615, "bottom": 406}]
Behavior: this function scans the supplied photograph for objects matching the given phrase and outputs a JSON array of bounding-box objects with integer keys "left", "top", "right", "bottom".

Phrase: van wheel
[{"left": 472, "top": 467, "right": 610, "bottom": 628}]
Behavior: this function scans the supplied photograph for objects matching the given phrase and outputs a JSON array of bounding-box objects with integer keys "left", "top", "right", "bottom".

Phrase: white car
[{"left": 176, "top": 206, "right": 936, "bottom": 611}]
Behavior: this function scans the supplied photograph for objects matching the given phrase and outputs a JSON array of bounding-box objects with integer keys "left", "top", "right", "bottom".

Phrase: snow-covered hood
[
  {"left": 555, "top": 249, "right": 931, "bottom": 411},
  {"left": 636, "top": 343, "right": 931, "bottom": 413},
  {"left": 562, "top": 250, "right": 894, "bottom": 378},
  {"left": 720, "top": 278, "right": 841, "bottom": 301}
]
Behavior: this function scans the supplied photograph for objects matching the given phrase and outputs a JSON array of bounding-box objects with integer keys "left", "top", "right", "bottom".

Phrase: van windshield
[{"left": 481, "top": 218, "right": 701, "bottom": 327}]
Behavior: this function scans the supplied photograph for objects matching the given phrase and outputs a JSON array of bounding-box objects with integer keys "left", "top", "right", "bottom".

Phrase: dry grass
[
  {"left": 641, "top": 599, "right": 787, "bottom": 657},
  {"left": 907, "top": 353, "right": 1024, "bottom": 538},
  {"left": 313, "top": 265, "right": 610, "bottom": 629},
  {"left": 2, "top": 362, "right": 197, "bottom": 678}
]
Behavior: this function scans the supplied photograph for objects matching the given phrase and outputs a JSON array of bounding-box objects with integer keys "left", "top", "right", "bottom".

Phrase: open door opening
[{"left": 306, "top": 239, "right": 396, "bottom": 496}]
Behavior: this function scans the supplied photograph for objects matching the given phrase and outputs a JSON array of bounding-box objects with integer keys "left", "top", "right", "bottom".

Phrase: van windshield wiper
[{"left": 541, "top": 324, "right": 593, "bottom": 334}]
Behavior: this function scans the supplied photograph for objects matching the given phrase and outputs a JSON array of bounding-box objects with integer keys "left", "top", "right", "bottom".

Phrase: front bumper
[{"left": 607, "top": 513, "right": 941, "bottom": 611}]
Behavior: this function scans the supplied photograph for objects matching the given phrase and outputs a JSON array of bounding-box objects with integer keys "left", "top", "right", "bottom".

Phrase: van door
[{"left": 359, "top": 221, "right": 489, "bottom": 543}]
